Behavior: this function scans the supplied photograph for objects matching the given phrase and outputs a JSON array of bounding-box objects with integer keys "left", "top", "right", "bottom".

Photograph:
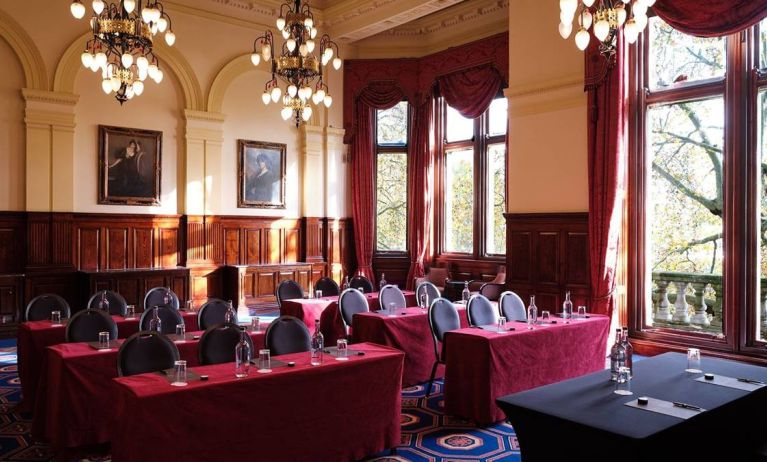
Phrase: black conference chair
[
  {"left": 499, "top": 291, "right": 527, "bottom": 322},
  {"left": 349, "top": 275, "right": 374, "bottom": 294},
  {"left": 65, "top": 309, "right": 119, "bottom": 343},
  {"left": 314, "top": 277, "right": 340, "bottom": 297},
  {"left": 379, "top": 284, "right": 407, "bottom": 311},
  {"left": 264, "top": 315, "right": 311, "bottom": 356},
  {"left": 479, "top": 282, "right": 505, "bottom": 302},
  {"left": 198, "top": 323, "right": 253, "bottom": 366},
  {"left": 416, "top": 281, "right": 441, "bottom": 308},
  {"left": 25, "top": 294, "right": 71, "bottom": 322},
  {"left": 197, "top": 298, "right": 232, "bottom": 330},
  {"left": 87, "top": 290, "right": 128, "bottom": 316},
  {"left": 276, "top": 280, "right": 304, "bottom": 308},
  {"left": 338, "top": 288, "right": 369, "bottom": 339},
  {"left": 143, "top": 287, "right": 180, "bottom": 311},
  {"left": 139, "top": 305, "right": 184, "bottom": 335},
  {"left": 117, "top": 331, "right": 180, "bottom": 377},
  {"left": 467, "top": 294, "right": 499, "bottom": 327},
  {"left": 426, "top": 298, "right": 460, "bottom": 397}
]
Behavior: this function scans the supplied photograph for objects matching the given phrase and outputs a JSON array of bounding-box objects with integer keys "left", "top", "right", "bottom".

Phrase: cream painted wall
[
  {"left": 0, "top": 37, "right": 25, "bottom": 211},
  {"left": 507, "top": 0, "right": 588, "bottom": 213}
]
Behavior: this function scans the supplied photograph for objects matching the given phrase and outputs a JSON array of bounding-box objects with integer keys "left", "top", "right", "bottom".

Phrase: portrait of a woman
[
  {"left": 238, "top": 140, "right": 286, "bottom": 209},
  {"left": 99, "top": 125, "right": 162, "bottom": 206}
]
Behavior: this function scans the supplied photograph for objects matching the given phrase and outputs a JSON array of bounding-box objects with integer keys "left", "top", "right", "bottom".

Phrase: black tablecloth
[{"left": 496, "top": 352, "right": 767, "bottom": 461}]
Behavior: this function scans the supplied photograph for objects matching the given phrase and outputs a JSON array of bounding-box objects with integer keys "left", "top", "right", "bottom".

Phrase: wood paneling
[
  {"left": 225, "top": 263, "right": 312, "bottom": 311},
  {"left": 0, "top": 213, "right": 26, "bottom": 274},
  {"left": 79, "top": 267, "right": 189, "bottom": 311},
  {"left": 505, "top": 212, "right": 590, "bottom": 312}
]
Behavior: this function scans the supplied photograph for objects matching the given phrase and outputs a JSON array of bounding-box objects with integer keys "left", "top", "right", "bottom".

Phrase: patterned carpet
[{"left": 0, "top": 339, "right": 520, "bottom": 462}]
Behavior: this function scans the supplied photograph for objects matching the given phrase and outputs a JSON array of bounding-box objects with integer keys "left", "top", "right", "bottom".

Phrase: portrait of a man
[
  {"left": 238, "top": 140, "right": 286, "bottom": 209},
  {"left": 99, "top": 125, "right": 162, "bottom": 206}
]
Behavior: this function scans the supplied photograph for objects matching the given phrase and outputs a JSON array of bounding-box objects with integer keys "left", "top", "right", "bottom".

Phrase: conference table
[
  {"left": 110, "top": 342, "right": 405, "bottom": 462},
  {"left": 444, "top": 314, "right": 610, "bottom": 424},
  {"left": 280, "top": 290, "right": 416, "bottom": 346},
  {"left": 17, "top": 311, "right": 200, "bottom": 411},
  {"left": 496, "top": 352, "right": 767, "bottom": 461},
  {"left": 352, "top": 306, "right": 468, "bottom": 386},
  {"left": 32, "top": 328, "right": 265, "bottom": 451}
]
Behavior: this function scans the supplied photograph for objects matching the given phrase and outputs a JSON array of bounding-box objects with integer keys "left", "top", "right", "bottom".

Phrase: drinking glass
[
  {"left": 175, "top": 323, "right": 186, "bottom": 340},
  {"left": 614, "top": 366, "right": 632, "bottom": 395},
  {"left": 336, "top": 339, "right": 349, "bottom": 361},
  {"left": 171, "top": 360, "right": 187, "bottom": 387},
  {"left": 51, "top": 310, "right": 61, "bottom": 325},
  {"left": 315, "top": 290, "right": 323, "bottom": 299},
  {"left": 125, "top": 305, "right": 135, "bottom": 319},
  {"left": 577, "top": 306, "right": 587, "bottom": 319},
  {"left": 541, "top": 310, "right": 551, "bottom": 323},
  {"left": 686, "top": 348, "right": 702, "bottom": 373},
  {"left": 387, "top": 302, "right": 397, "bottom": 317},
  {"left": 258, "top": 349, "right": 271, "bottom": 373},
  {"left": 497, "top": 316, "right": 507, "bottom": 333},
  {"left": 251, "top": 316, "right": 261, "bottom": 333},
  {"left": 185, "top": 300, "right": 194, "bottom": 312},
  {"left": 419, "top": 293, "right": 428, "bottom": 312},
  {"left": 98, "top": 331, "right": 110, "bottom": 348}
]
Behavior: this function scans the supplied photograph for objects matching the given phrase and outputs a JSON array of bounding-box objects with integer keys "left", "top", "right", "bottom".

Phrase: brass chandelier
[
  {"left": 70, "top": 0, "right": 176, "bottom": 104},
  {"left": 250, "top": 0, "right": 342, "bottom": 127}
]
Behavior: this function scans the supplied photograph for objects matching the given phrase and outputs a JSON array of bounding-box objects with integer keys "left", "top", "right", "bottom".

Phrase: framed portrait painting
[
  {"left": 98, "top": 125, "right": 162, "bottom": 206},
  {"left": 237, "top": 140, "right": 286, "bottom": 209}
]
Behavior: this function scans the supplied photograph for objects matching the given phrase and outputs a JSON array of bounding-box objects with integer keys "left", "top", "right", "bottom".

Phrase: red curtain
[
  {"left": 405, "top": 96, "right": 435, "bottom": 289},
  {"left": 350, "top": 83, "right": 406, "bottom": 280},
  {"left": 437, "top": 65, "right": 504, "bottom": 119},
  {"left": 654, "top": 0, "right": 767, "bottom": 37},
  {"left": 587, "top": 40, "right": 627, "bottom": 317}
]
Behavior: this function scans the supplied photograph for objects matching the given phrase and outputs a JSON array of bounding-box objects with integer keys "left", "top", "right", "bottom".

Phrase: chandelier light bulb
[
  {"left": 148, "top": 64, "right": 158, "bottom": 79},
  {"left": 633, "top": 2, "right": 648, "bottom": 16},
  {"left": 593, "top": 19, "right": 610, "bottom": 42},
  {"left": 624, "top": 19, "right": 639, "bottom": 43},
  {"left": 70, "top": 1, "right": 86, "bottom": 19},
  {"left": 559, "top": 22, "right": 572, "bottom": 39},
  {"left": 110, "top": 76, "right": 121, "bottom": 92},
  {"left": 307, "top": 40, "right": 315, "bottom": 52},
  {"left": 310, "top": 28, "right": 317, "bottom": 39},
  {"left": 101, "top": 79, "right": 112, "bottom": 94},
  {"left": 302, "top": 106, "right": 312, "bottom": 121},
  {"left": 158, "top": 17, "right": 168, "bottom": 32},
  {"left": 92, "top": 0, "right": 105, "bottom": 14},
  {"left": 137, "top": 56, "right": 149, "bottom": 71},
  {"left": 644, "top": 0, "right": 657, "bottom": 6},
  {"left": 95, "top": 52, "right": 108, "bottom": 67},
  {"left": 304, "top": 17, "right": 314, "bottom": 28},
  {"left": 142, "top": 7, "right": 152, "bottom": 23},
  {"left": 325, "top": 47, "right": 334, "bottom": 59},
  {"left": 138, "top": 67, "right": 148, "bottom": 80},
  {"left": 271, "top": 86, "right": 282, "bottom": 103},
  {"left": 282, "top": 29, "right": 290, "bottom": 40},
  {"left": 323, "top": 94, "right": 332, "bottom": 108},
  {"left": 559, "top": 0, "right": 577, "bottom": 16},
  {"left": 312, "top": 92, "right": 322, "bottom": 105},
  {"left": 251, "top": 52, "right": 261, "bottom": 66},
  {"left": 121, "top": 53, "right": 133, "bottom": 68},
  {"left": 126, "top": 85, "right": 135, "bottom": 99},
  {"left": 615, "top": 6, "right": 627, "bottom": 27},
  {"left": 154, "top": 68, "right": 164, "bottom": 83},
  {"left": 262, "top": 46, "right": 272, "bottom": 62},
  {"left": 81, "top": 52, "right": 94, "bottom": 68},
  {"left": 288, "top": 85, "right": 298, "bottom": 97},
  {"left": 579, "top": 10, "right": 593, "bottom": 30},
  {"left": 133, "top": 80, "right": 144, "bottom": 96},
  {"left": 299, "top": 43, "right": 309, "bottom": 57},
  {"left": 560, "top": 10, "right": 573, "bottom": 24},
  {"left": 286, "top": 38, "right": 296, "bottom": 52},
  {"left": 583, "top": 0, "right": 595, "bottom": 6},
  {"left": 276, "top": 17, "right": 286, "bottom": 30},
  {"left": 123, "top": 0, "right": 135, "bottom": 13},
  {"left": 575, "top": 27, "right": 591, "bottom": 50},
  {"left": 281, "top": 107, "right": 293, "bottom": 120},
  {"left": 315, "top": 88, "right": 326, "bottom": 101},
  {"left": 165, "top": 31, "right": 176, "bottom": 46},
  {"left": 262, "top": 92, "right": 271, "bottom": 105},
  {"left": 151, "top": 23, "right": 159, "bottom": 35},
  {"left": 89, "top": 60, "right": 100, "bottom": 72},
  {"left": 634, "top": 12, "right": 648, "bottom": 31},
  {"left": 333, "top": 57, "right": 342, "bottom": 70}
]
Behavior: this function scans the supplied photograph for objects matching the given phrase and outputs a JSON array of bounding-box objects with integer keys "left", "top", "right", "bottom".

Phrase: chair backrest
[
  {"left": 349, "top": 275, "right": 374, "bottom": 293},
  {"left": 276, "top": 280, "right": 304, "bottom": 307},
  {"left": 139, "top": 305, "right": 184, "bottom": 334},
  {"left": 264, "top": 315, "right": 311, "bottom": 355},
  {"left": 379, "top": 284, "right": 407, "bottom": 310},
  {"left": 143, "top": 287, "right": 180, "bottom": 311},
  {"left": 314, "top": 277, "right": 340, "bottom": 297},
  {"left": 415, "top": 282, "right": 441, "bottom": 307},
  {"left": 197, "top": 298, "right": 231, "bottom": 330},
  {"left": 428, "top": 298, "right": 460, "bottom": 360},
  {"left": 467, "top": 294, "right": 499, "bottom": 327},
  {"left": 117, "top": 331, "right": 180, "bottom": 377},
  {"left": 87, "top": 290, "right": 128, "bottom": 316},
  {"left": 499, "top": 290, "right": 527, "bottom": 322},
  {"left": 479, "top": 283, "right": 505, "bottom": 301},
  {"left": 65, "top": 309, "right": 118, "bottom": 343},
  {"left": 25, "top": 294, "right": 71, "bottom": 321},
  {"left": 338, "top": 288, "right": 369, "bottom": 329},
  {"left": 198, "top": 323, "right": 253, "bottom": 366}
]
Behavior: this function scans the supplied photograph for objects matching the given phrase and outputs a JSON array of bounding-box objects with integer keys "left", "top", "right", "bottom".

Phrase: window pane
[
  {"left": 376, "top": 152, "right": 408, "bottom": 251},
  {"left": 445, "top": 105, "right": 474, "bottom": 143},
  {"left": 761, "top": 19, "right": 767, "bottom": 70},
  {"left": 648, "top": 17, "right": 725, "bottom": 90},
  {"left": 488, "top": 98, "right": 508, "bottom": 137},
  {"left": 445, "top": 148, "right": 474, "bottom": 253},
  {"left": 757, "top": 89, "right": 767, "bottom": 342},
  {"left": 377, "top": 102, "right": 408, "bottom": 145},
  {"left": 486, "top": 143, "right": 506, "bottom": 255},
  {"left": 646, "top": 98, "right": 724, "bottom": 338}
]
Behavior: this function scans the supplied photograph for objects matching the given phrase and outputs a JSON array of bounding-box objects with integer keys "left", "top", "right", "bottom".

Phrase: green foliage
[
  {"left": 445, "top": 149, "right": 474, "bottom": 253},
  {"left": 376, "top": 152, "right": 408, "bottom": 251}
]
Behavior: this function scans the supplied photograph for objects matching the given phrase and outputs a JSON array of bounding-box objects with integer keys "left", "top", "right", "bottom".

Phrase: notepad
[
  {"left": 624, "top": 397, "right": 705, "bottom": 420},
  {"left": 694, "top": 374, "right": 766, "bottom": 392}
]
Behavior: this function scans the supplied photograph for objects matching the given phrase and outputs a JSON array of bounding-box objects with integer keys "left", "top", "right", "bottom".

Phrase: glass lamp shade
[
  {"left": 270, "top": 86, "right": 281, "bottom": 103},
  {"left": 624, "top": 19, "right": 639, "bottom": 44},
  {"left": 307, "top": 40, "right": 315, "bottom": 52},
  {"left": 333, "top": 57, "right": 342, "bottom": 70},
  {"left": 81, "top": 52, "right": 94, "bottom": 68},
  {"left": 110, "top": 77, "right": 121, "bottom": 92},
  {"left": 262, "top": 92, "right": 271, "bottom": 105},
  {"left": 157, "top": 17, "right": 168, "bottom": 32},
  {"left": 559, "top": 22, "right": 572, "bottom": 39},
  {"left": 559, "top": 0, "right": 577, "bottom": 15},
  {"left": 95, "top": 52, "right": 108, "bottom": 67},
  {"left": 154, "top": 69, "right": 164, "bottom": 83},
  {"left": 286, "top": 39, "right": 296, "bottom": 52},
  {"left": 165, "top": 31, "right": 176, "bottom": 46},
  {"left": 92, "top": 0, "right": 105, "bottom": 15},
  {"left": 299, "top": 44, "right": 309, "bottom": 57},
  {"left": 262, "top": 46, "right": 272, "bottom": 62},
  {"left": 101, "top": 79, "right": 112, "bottom": 94},
  {"left": 288, "top": 85, "right": 298, "bottom": 97},
  {"left": 323, "top": 94, "right": 332, "bottom": 108},
  {"left": 133, "top": 80, "right": 144, "bottom": 95},
  {"left": 302, "top": 106, "right": 312, "bottom": 121},
  {"left": 251, "top": 53, "right": 261, "bottom": 66},
  {"left": 121, "top": 53, "right": 133, "bottom": 69},
  {"left": 281, "top": 107, "right": 293, "bottom": 120},
  {"left": 70, "top": 1, "right": 86, "bottom": 19},
  {"left": 593, "top": 19, "right": 610, "bottom": 42},
  {"left": 123, "top": 0, "right": 135, "bottom": 13},
  {"left": 575, "top": 28, "right": 591, "bottom": 50},
  {"left": 276, "top": 17, "right": 286, "bottom": 30},
  {"left": 304, "top": 17, "right": 314, "bottom": 28},
  {"left": 583, "top": 0, "right": 595, "bottom": 6},
  {"left": 578, "top": 10, "right": 593, "bottom": 29},
  {"left": 137, "top": 56, "right": 149, "bottom": 70}
]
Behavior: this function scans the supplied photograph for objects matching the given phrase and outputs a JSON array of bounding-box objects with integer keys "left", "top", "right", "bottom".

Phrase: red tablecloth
[
  {"left": 17, "top": 311, "right": 199, "bottom": 411},
  {"left": 279, "top": 297, "right": 335, "bottom": 334},
  {"left": 444, "top": 315, "right": 610, "bottom": 425},
  {"left": 32, "top": 329, "right": 265, "bottom": 450},
  {"left": 110, "top": 342, "right": 404, "bottom": 462},
  {"left": 352, "top": 306, "right": 468, "bottom": 387}
]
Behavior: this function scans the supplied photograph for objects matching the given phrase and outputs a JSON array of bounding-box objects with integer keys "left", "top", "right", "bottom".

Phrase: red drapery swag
[
  {"left": 350, "top": 82, "right": 406, "bottom": 280},
  {"left": 653, "top": 0, "right": 767, "bottom": 37},
  {"left": 437, "top": 65, "right": 504, "bottom": 119}
]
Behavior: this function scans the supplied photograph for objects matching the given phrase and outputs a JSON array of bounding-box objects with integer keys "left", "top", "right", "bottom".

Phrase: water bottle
[
  {"left": 562, "top": 291, "right": 573, "bottom": 322},
  {"left": 379, "top": 273, "right": 387, "bottom": 290},
  {"left": 343, "top": 276, "right": 350, "bottom": 290},
  {"left": 225, "top": 300, "right": 236, "bottom": 324},
  {"left": 163, "top": 288, "right": 171, "bottom": 307},
  {"left": 98, "top": 290, "right": 110, "bottom": 312},
  {"left": 310, "top": 319, "right": 324, "bottom": 366},
  {"left": 461, "top": 281, "right": 471, "bottom": 303},
  {"left": 610, "top": 328, "right": 627, "bottom": 381},
  {"left": 527, "top": 296, "right": 538, "bottom": 328},
  {"left": 235, "top": 330, "right": 251, "bottom": 378},
  {"left": 149, "top": 306, "right": 162, "bottom": 332},
  {"left": 621, "top": 326, "right": 633, "bottom": 378}
]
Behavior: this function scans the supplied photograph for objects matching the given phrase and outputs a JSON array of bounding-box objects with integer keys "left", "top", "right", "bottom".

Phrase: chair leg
[{"left": 425, "top": 361, "right": 439, "bottom": 397}]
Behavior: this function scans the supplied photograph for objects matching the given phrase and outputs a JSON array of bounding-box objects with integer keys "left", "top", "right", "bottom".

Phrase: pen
[
  {"left": 737, "top": 378, "right": 766, "bottom": 386},
  {"left": 672, "top": 402, "right": 702, "bottom": 411}
]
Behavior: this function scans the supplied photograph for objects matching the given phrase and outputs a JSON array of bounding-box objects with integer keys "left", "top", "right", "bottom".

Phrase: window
[
  {"left": 375, "top": 102, "right": 409, "bottom": 252},
  {"left": 629, "top": 16, "right": 767, "bottom": 357},
  {"left": 439, "top": 97, "right": 507, "bottom": 256}
]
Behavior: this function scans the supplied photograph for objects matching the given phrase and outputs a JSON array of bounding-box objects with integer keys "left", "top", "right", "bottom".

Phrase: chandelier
[
  {"left": 69, "top": 0, "right": 176, "bottom": 104},
  {"left": 250, "top": 0, "right": 342, "bottom": 127},
  {"left": 558, "top": 0, "right": 655, "bottom": 60}
]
